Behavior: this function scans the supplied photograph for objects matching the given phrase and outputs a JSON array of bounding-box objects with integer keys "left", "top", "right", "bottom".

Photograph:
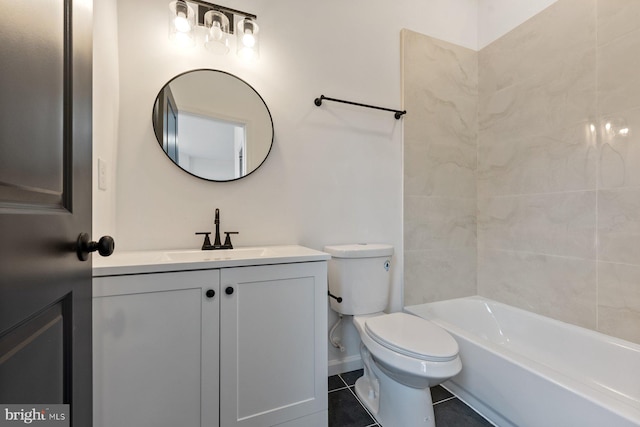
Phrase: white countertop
[{"left": 93, "top": 245, "right": 331, "bottom": 276}]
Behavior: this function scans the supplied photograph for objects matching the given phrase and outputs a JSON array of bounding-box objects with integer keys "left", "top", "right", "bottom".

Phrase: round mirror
[{"left": 152, "top": 69, "right": 273, "bottom": 181}]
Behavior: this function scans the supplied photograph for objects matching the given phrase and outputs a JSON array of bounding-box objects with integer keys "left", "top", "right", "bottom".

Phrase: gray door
[{"left": 0, "top": 0, "right": 97, "bottom": 425}]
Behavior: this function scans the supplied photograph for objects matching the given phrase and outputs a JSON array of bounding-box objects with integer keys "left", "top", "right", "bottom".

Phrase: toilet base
[{"left": 354, "top": 355, "right": 436, "bottom": 427}]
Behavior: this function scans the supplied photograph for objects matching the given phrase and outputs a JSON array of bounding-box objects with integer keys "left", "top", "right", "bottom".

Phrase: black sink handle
[
  {"left": 196, "top": 232, "right": 212, "bottom": 250},
  {"left": 223, "top": 232, "right": 239, "bottom": 249}
]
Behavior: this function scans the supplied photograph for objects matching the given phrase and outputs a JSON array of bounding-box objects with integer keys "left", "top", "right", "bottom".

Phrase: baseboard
[{"left": 328, "top": 354, "right": 363, "bottom": 376}]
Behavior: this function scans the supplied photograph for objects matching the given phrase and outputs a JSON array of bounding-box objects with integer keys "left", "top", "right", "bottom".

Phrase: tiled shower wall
[
  {"left": 404, "top": 0, "right": 640, "bottom": 344},
  {"left": 477, "top": 0, "right": 598, "bottom": 329},
  {"left": 402, "top": 29, "right": 478, "bottom": 305}
]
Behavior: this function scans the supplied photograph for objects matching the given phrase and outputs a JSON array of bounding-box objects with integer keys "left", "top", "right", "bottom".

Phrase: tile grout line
[
  {"left": 328, "top": 384, "right": 350, "bottom": 393},
  {"left": 337, "top": 373, "right": 351, "bottom": 389},
  {"left": 328, "top": 373, "right": 352, "bottom": 394},
  {"left": 333, "top": 373, "right": 379, "bottom": 426},
  {"left": 433, "top": 395, "right": 457, "bottom": 406},
  {"left": 595, "top": 3, "right": 600, "bottom": 334},
  {"left": 331, "top": 375, "right": 491, "bottom": 426},
  {"left": 337, "top": 372, "right": 381, "bottom": 425}
]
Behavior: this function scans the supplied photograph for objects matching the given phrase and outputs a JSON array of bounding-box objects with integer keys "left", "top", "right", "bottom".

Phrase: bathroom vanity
[{"left": 92, "top": 246, "right": 329, "bottom": 427}]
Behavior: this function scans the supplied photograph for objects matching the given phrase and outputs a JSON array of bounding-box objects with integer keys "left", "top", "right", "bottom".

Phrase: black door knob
[
  {"left": 206, "top": 289, "right": 215, "bottom": 298},
  {"left": 76, "top": 233, "right": 115, "bottom": 261},
  {"left": 225, "top": 286, "right": 234, "bottom": 295}
]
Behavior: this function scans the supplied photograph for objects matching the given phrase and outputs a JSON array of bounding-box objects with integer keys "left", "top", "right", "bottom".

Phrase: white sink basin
[
  {"left": 93, "top": 245, "right": 331, "bottom": 276},
  {"left": 164, "top": 248, "right": 273, "bottom": 262}
]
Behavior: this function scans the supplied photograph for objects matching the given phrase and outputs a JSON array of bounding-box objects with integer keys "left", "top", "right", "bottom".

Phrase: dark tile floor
[{"left": 328, "top": 370, "right": 494, "bottom": 427}]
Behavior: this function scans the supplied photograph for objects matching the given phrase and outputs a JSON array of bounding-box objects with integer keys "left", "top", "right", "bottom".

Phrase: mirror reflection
[{"left": 152, "top": 69, "right": 273, "bottom": 181}]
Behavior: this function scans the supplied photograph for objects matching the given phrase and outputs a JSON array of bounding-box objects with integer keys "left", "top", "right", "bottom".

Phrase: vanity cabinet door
[
  {"left": 93, "top": 270, "right": 220, "bottom": 427},
  {"left": 220, "top": 262, "right": 328, "bottom": 427}
]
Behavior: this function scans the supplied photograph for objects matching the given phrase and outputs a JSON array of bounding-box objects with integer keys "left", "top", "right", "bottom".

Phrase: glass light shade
[
  {"left": 236, "top": 18, "right": 259, "bottom": 60},
  {"left": 168, "top": 0, "right": 195, "bottom": 47},
  {"left": 204, "top": 10, "right": 230, "bottom": 54}
]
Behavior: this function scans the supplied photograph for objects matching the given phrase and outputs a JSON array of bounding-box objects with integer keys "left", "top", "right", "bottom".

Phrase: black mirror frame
[{"left": 151, "top": 69, "right": 274, "bottom": 182}]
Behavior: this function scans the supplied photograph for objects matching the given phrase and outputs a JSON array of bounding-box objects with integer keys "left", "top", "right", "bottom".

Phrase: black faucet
[
  {"left": 213, "top": 208, "right": 222, "bottom": 247},
  {"left": 196, "top": 209, "right": 239, "bottom": 250}
]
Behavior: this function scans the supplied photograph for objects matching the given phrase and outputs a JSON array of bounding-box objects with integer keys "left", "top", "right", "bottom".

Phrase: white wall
[
  {"left": 93, "top": 0, "right": 119, "bottom": 239},
  {"left": 478, "top": 0, "right": 559, "bottom": 48}
]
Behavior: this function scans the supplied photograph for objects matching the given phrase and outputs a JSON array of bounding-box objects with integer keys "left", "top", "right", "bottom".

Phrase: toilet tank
[{"left": 324, "top": 244, "right": 394, "bottom": 315}]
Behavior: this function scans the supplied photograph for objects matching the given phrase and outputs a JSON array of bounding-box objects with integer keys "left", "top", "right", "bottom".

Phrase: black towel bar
[{"left": 314, "top": 95, "right": 406, "bottom": 119}]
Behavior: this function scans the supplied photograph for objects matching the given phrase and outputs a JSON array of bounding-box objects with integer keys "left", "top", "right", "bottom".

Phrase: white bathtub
[{"left": 405, "top": 296, "right": 640, "bottom": 427}]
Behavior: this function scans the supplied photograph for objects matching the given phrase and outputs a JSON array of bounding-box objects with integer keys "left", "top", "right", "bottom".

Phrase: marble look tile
[
  {"left": 403, "top": 98, "right": 477, "bottom": 148},
  {"left": 404, "top": 249, "right": 476, "bottom": 306},
  {"left": 402, "top": 30, "right": 477, "bottom": 115},
  {"left": 598, "top": 261, "right": 640, "bottom": 344},
  {"left": 403, "top": 29, "right": 478, "bottom": 199},
  {"left": 480, "top": 0, "right": 596, "bottom": 98},
  {"left": 402, "top": 30, "right": 478, "bottom": 309},
  {"left": 405, "top": 196, "right": 476, "bottom": 251},
  {"left": 598, "top": 188, "right": 640, "bottom": 265},
  {"left": 479, "top": 51, "right": 596, "bottom": 144},
  {"left": 404, "top": 134, "right": 477, "bottom": 198},
  {"left": 597, "top": 0, "right": 640, "bottom": 47},
  {"left": 478, "top": 249, "right": 597, "bottom": 329},
  {"left": 477, "top": 191, "right": 596, "bottom": 259},
  {"left": 478, "top": 0, "right": 596, "bottom": 143},
  {"left": 598, "top": 28, "right": 640, "bottom": 116},
  {"left": 402, "top": 31, "right": 477, "bottom": 144},
  {"left": 599, "top": 107, "right": 640, "bottom": 189},
  {"left": 477, "top": 121, "right": 597, "bottom": 196}
]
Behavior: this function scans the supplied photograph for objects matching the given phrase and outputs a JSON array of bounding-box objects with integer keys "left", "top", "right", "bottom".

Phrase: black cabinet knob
[
  {"left": 206, "top": 289, "right": 215, "bottom": 298},
  {"left": 225, "top": 286, "right": 234, "bottom": 295}
]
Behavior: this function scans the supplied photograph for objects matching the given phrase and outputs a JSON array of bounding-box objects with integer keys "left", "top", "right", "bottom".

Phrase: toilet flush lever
[{"left": 328, "top": 291, "right": 342, "bottom": 303}]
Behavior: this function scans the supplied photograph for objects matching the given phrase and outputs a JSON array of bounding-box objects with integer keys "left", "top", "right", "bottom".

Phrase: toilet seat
[
  {"left": 353, "top": 313, "right": 462, "bottom": 386},
  {"left": 364, "top": 313, "right": 458, "bottom": 362}
]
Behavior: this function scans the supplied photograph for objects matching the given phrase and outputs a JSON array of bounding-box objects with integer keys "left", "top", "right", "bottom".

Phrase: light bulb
[
  {"left": 236, "top": 18, "right": 258, "bottom": 60},
  {"left": 242, "top": 31, "right": 255, "bottom": 48},
  {"left": 174, "top": 12, "right": 191, "bottom": 33},
  {"left": 210, "top": 22, "right": 223, "bottom": 41}
]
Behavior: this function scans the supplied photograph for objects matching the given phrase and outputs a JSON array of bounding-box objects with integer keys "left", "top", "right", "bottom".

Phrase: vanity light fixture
[
  {"left": 168, "top": 0, "right": 259, "bottom": 59},
  {"left": 169, "top": 0, "right": 196, "bottom": 47}
]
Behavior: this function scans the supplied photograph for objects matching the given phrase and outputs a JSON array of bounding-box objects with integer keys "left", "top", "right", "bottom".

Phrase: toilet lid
[{"left": 365, "top": 313, "right": 459, "bottom": 362}]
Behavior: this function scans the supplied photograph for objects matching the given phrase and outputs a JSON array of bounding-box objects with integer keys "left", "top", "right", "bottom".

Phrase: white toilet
[{"left": 325, "top": 243, "right": 462, "bottom": 427}]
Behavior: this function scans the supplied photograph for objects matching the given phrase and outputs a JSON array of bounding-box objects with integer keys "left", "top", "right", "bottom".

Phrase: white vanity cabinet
[
  {"left": 92, "top": 246, "right": 329, "bottom": 427},
  {"left": 92, "top": 270, "right": 220, "bottom": 427},
  {"left": 220, "top": 262, "right": 328, "bottom": 427}
]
